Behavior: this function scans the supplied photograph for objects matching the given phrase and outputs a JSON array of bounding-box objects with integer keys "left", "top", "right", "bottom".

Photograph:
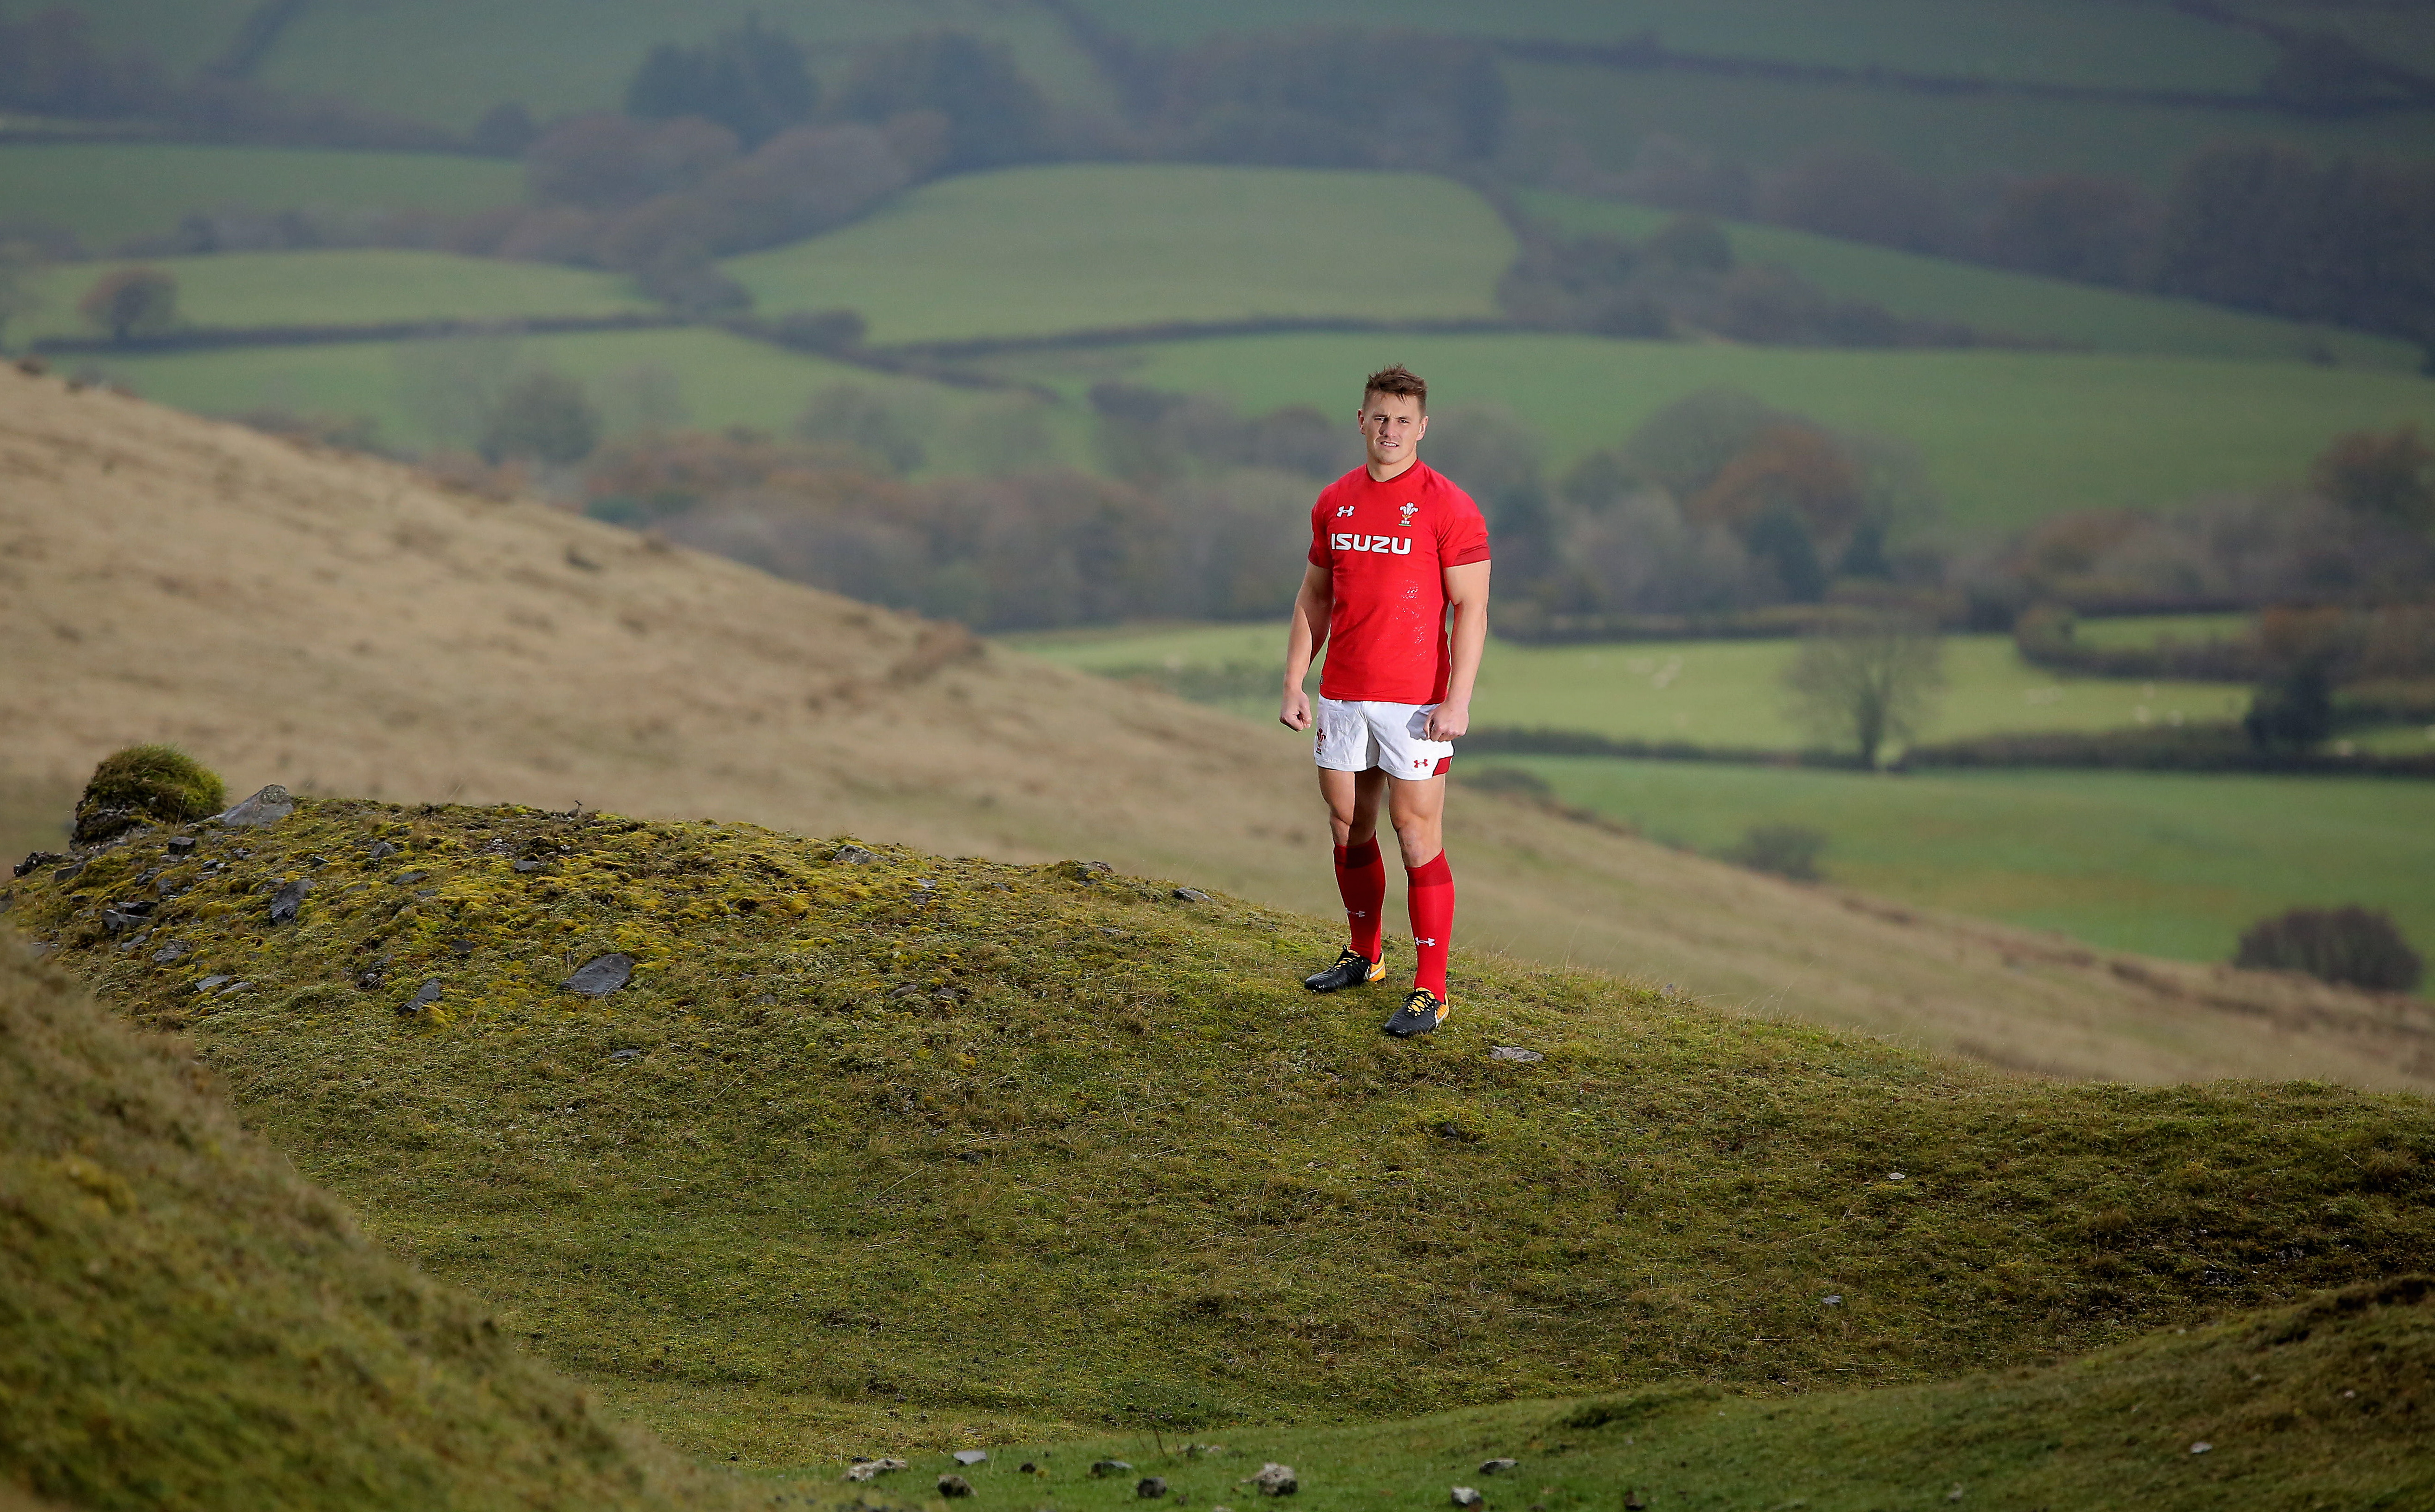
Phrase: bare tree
[
  {"left": 1784, "top": 618, "right": 1945, "bottom": 767},
  {"left": 77, "top": 266, "right": 177, "bottom": 343}
]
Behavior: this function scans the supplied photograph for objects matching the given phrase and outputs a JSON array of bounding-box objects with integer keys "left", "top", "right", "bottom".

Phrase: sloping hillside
[
  {"left": 3, "top": 363, "right": 2429, "bottom": 1093},
  {"left": 6, "top": 801, "right": 2431, "bottom": 1466},
  {"left": 0, "top": 932, "right": 741, "bottom": 1511}
]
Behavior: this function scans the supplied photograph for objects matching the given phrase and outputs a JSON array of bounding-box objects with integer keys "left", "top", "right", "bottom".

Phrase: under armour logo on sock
[{"left": 1415, "top": 937, "right": 1438, "bottom": 946}]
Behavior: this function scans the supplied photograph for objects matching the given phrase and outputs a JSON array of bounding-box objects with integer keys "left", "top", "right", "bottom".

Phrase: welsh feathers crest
[{"left": 1399, "top": 502, "right": 1418, "bottom": 526}]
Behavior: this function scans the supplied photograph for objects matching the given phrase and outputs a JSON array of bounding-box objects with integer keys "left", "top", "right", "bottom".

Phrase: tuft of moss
[{"left": 71, "top": 744, "right": 226, "bottom": 845}]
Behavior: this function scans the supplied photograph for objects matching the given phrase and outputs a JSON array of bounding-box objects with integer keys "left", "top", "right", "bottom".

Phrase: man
[{"left": 1279, "top": 365, "right": 1491, "bottom": 1038}]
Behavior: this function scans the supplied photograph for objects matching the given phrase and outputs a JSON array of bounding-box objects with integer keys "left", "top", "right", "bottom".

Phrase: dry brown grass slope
[{"left": 3, "top": 364, "right": 2428, "bottom": 1093}]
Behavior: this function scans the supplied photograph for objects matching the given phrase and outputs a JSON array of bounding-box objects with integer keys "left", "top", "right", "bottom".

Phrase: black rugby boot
[
  {"left": 1382, "top": 987, "right": 1448, "bottom": 1038},
  {"left": 1303, "top": 948, "right": 1386, "bottom": 992}
]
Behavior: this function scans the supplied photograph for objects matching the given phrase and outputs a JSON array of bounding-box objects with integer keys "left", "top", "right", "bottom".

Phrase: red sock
[
  {"left": 1406, "top": 851, "right": 1454, "bottom": 998},
  {"left": 1334, "top": 839, "right": 1386, "bottom": 960}
]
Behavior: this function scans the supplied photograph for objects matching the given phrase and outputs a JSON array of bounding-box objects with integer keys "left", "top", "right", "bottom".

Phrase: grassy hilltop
[
  {"left": 7, "top": 797, "right": 2434, "bottom": 1473},
  {"left": 0, "top": 934, "right": 733, "bottom": 1511},
  {"left": 10, "top": 361, "right": 2432, "bottom": 1096}
]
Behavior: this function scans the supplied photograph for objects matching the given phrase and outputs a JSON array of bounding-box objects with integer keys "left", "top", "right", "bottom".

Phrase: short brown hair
[{"left": 1362, "top": 364, "right": 1427, "bottom": 412}]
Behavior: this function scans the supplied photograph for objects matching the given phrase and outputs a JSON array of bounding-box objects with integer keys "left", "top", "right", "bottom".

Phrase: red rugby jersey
[{"left": 1306, "top": 461, "right": 1491, "bottom": 704}]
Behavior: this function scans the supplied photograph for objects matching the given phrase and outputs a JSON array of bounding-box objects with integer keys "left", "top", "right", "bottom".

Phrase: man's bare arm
[
  {"left": 1425, "top": 560, "right": 1491, "bottom": 742},
  {"left": 1280, "top": 561, "right": 1331, "bottom": 731}
]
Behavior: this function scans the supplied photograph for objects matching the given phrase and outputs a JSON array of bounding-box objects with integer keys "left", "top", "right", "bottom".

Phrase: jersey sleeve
[
  {"left": 1439, "top": 489, "right": 1491, "bottom": 566},
  {"left": 1307, "top": 495, "right": 1332, "bottom": 567}
]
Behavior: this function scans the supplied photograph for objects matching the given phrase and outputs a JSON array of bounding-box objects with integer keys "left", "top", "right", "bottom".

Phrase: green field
[
  {"left": 2070, "top": 612, "right": 2250, "bottom": 649},
  {"left": 1478, "top": 756, "right": 2435, "bottom": 969},
  {"left": 86, "top": 328, "right": 1046, "bottom": 462},
  {"left": 1074, "top": 0, "right": 2275, "bottom": 92},
  {"left": 1007, "top": 620, "right": 2253, "bottom": 748},
  {"left": 266, "top": 1, "right": 1107, "bottom": 132},
  {"left": 1511, "top": 60, "right": 2435, "bottom": 187},
  {"left": 725, "top": 164, "right": 1515, "bottom": 344},
  {"left": 1003, "top": 331, "right": 2435, "bottom": 529},
  {"left": 1520, "top": 189, "right": 2418, "bottom": 370},
  {"left": 0, "top": 143, "right": 520, "bottom": 250},
  {"left": 22, "top": 250, "right": 653, "bottom": 340}
]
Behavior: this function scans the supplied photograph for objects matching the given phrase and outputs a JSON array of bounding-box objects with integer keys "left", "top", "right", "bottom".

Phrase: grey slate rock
[
  {"left": 937, "top": 1475, "right": 973, "bottom": 1498},
  {"left": 166, "top": 836, "right": 196, "bottom": 856},
  {"left": 1487, "top": 1046, "right": 1543, "bottom": 1063},
  {"left": 368, "top": 841, "right": 398, "bottom": 861},
  {"left": 268, "top": 877, "right": 311, "bottom": 925},
  {"left": 514, "top": 859, "right": 541, "bottom": 872},
  {"left": 1452, "top": 1490, "right": 1483, "bottom": 1509},
  {"left": 391, "top": 870, "right": 429, "bottom": 887},
  {"left": 1479, "top": 1459, "right": 1518, "bottom": 1475},
  {"left": 53, "top": 861, "right": 86, "bottom": 884},
  {"left": 1173, "top": 888, "right": 1211, "bottom": 902},
  {"left": 1091, "top": 1461, "right": 1134, "bottom": 1478},
  {"left": 1247, "top": 1464, "right": 1296, "bottom": 1497},
  {"left": 831, "top": 845, "right": 878, "bottom": 865},
  {"left": 953, "top": 1451, "right": 988, "bottom": 1466},
  {"left": 403, "top": 980, "right": 443, "bottom": 1015},
  {"left": 566, "top": 953, "right": 635, "bottom": 997},
  {"left": 14, "top": 851, "right": 65, "bottom": 879},
  {"left": 151, "top": 940, "right": 191, "bottom": 964},
  {"left": 196, "top": 975, "right": 232, "bottom": 993},
  {"left": 215, "top": 785, "right": 296, "bottom": 828},
  {"left": 1138, "top": 1478, "right": 1168, "bottom": 1499},
  {"left": 609, "top": 1048, "right": 643, "bottom": 1061}
]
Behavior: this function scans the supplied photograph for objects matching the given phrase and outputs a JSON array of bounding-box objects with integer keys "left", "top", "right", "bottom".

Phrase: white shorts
[{"left": 1314, "top": 696, "right": 1454, "bottom": 780}]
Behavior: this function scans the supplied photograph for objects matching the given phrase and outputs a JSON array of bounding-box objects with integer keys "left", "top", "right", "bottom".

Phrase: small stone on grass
[{"left": 566, "top": 953, "right": 634, "bottom": 997}]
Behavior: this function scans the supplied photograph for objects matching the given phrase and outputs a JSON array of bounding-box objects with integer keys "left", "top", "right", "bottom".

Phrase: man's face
[{"left": 1356, "top": 392, "right": 1427, "bottom": 470}]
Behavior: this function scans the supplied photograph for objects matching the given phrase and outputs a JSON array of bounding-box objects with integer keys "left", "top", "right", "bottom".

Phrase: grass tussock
[
  {"left": 70, "top": 744, "right": 225, "bottom": 846},
  {"left": 6, "top": 798, "right": 2434, "bottom": 1465},
  {"left": 0, "top": 932, "right": 735, "bottom": 1511}
]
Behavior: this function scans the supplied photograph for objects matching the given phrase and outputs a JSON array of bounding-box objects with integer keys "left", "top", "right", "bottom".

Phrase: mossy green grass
[
  {"left": 0, "top": 934, "right": 732, "bottom": 1512},
  {"left": 8, "top": 798, "right": 2432, "bottom": 1466},
  {"left": 0, "top": 143, "right": 519, "bottom": 251},
  {"left": 1003, "top": 332, "right": 2435, "bottom": 530},
  {"left": 723, "top": 164, "right": 1516, "bottom": 344},
  {"left": 761, "top": 1275, "right": 2433, "bottom": 1510},
  {"left": 21, "top": 250, "right": 655, "bottom": 342},
  {"left": 1517, "top": 190, "right": 2418, "bottom": 370}
]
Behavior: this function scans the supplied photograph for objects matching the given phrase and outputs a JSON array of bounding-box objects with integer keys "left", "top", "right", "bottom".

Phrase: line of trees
[
  {"left": 0, "top": 6, "right": 457, "bottom": 151},
  {"left": 1497, "top": 211, "right": 1994, "bottom": 348}
]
